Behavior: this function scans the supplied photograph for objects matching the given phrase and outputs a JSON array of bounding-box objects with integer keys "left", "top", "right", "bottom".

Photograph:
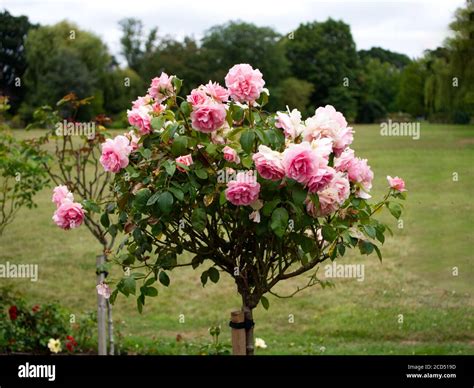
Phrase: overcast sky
[{"left": 2, "top": 0, "right": 467, "bottom": 62}]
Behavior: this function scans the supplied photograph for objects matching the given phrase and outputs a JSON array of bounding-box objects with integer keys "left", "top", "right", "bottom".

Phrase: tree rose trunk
[
  {"left": 96, "top": 254, "right": 107, "bottom": 355},
  {"left": 242, "top": 305, "right": 254, "bottom": 355}
]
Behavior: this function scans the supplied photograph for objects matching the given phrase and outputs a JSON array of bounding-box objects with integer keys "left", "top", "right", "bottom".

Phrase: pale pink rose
[
  {"left": 252, "top": 145, "right": 285, "bottom": 181},
  {"left": 96, "top": 282, "right": 111, "bottom": 299},
  {"left": 125, "top": 130, "right": 141, "bottom": 151},
  {"left": 303, "top": 105, "right": 353, "bottom": 155},
  {"left": 225, "top": 172, "right": 261, "bottom": 206},
  {"left": 100, "top": 135, "right": 133, "bottom": 173},
  {"left": 275, "top": 109, "right": 304, "bottom": 139},
  {"left": 310, "top": 137, "right": 333, "bottom": 162},
  {"left": 249, "top": 210, "right": 261, "bottom": 223},
  {"left": 306, "top": 172, "right": 349, "bottom": 217},
  {"left": 147, "top": 72, "right": 174, "bottom": 103},
  {"left": 203, "top": 81, "right": 229, "bottom": 103},
  {"left": 190, "top": 102, "right": 227, "bottom": 133},
  {"left": 187, "top": 88, "right": 209, "bottom": 106},
  {"left": 225, "top": 64, "right": 265, "bottom": 103},
  {"left": 52, "top": 185, "right": 74, "bottom": 207},
  {"left": 387, "top": 176, "right": 406, "bottom": 192},
  {"left": 132, "top": 95, "right": 152, "bottom": 109},
  {"left": 334, "top": 148, "right": 356, "bottom": 173},
  {"left": 176, "top": 154, "right": 193, "bottom": 172},
  {"left": 306, "top": 167, "right": 335, "bottom": 193},
  {"left": 335, "top": 149, "right": 373, "bottom": 198},
  {"left": 52, "top": 199, "right": 85, "bottom": 230},
  {"left": 152, "top": 102, "right": 165, "bottom": 113},
  {"left": 282, "top": 141, "right": 321, "bottom": 184},
  {"left": 127, "top": 105, "right": 152, "bottom": 135},
  {"left": 222, "top": 146, "right": 240, "bottom": 163}
]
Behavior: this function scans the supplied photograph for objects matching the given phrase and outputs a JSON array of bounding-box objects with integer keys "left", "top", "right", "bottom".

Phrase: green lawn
[{"left": 1, "top": 123, "right": 473, "bottom": 355}]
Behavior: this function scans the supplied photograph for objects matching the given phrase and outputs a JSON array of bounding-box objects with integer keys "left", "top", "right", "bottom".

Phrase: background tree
[
  {"left": 0, "top": 11, "right": 36, "bottom": 113},
  {"left": 285, "top": 19, "right": 359, "bottom": 120},
  {"left": 22, "top": 21, "right": 111, "bottom": 120},
  {"left": 396, "top": 61, "right": 426, "bottom": 118}
]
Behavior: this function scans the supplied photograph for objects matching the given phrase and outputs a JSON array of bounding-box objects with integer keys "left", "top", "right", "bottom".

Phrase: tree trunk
[
  {"left": 107, "top": 300, "right": 115, "bottom": 355},
  {"left": 96, "top": 254, "right": 107, "bottom": 355},
  {"left": 242, "top": 305, "right": 254, "bottom": 355}
]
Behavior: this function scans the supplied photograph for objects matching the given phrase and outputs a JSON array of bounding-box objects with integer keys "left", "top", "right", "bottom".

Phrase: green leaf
[
  {"left": 146, "top": 192, "right": 160, "bottom": 206},
  {"left": 200, "top": 270, "right": 208, "bottom": 286},
  {"left": 164, "top": 161, "right": 176, "bottom": 176},
  {"left": 362, "top": 225, "right": 376, "bottom": 239},
  {"left": 373, "top": 245, "right": 382, "bottom": 262},
  {"left": 151, "top": 116, "right": 165, "bottom": 130},
  {"left": 168, "top": 187, "right": 184, "bottom": 201},
  {"left": 219, "top": 191, "right": 227, "bottom": 205},
  {"left": 133, "top": 188, "right": 151, "bottom": 212},
  {"left": 292, "top": 187, "right": 307, "bottom": 206},
  {"left": 208, "top": 267, "right": 220, "bottom": 283},
  {"left": 240, "top": 130, "right": 255, "bottom": 154},
  {"left": 159, "top": 271, "right": 170, "bottom": 287},
  {"left": 322, "top": 225, "right": 337, "bottom": 242},
  {"left": 260, "top": 295, "right": 270, "bottom": 310},
  {"left": 359, "top": 240, "right": 374, "bottom": 255},
  {"left": 270, "top": 207, "right": 289, "bottom": 238},
  {"left": 180, "top": 101, "right": 191, "bottom": 116},
  {"left": 82, "top": 199, "right": 100, "bottom": 213},
  {"left": 172, "top": 77, "right": 183, "bottom": 93},
  {"left": 171, "top": 136, "right": 188, "bottom": 156},
  {"left": 262, "top": 199, "right": 280, "bottom": 217},
  {"left": 195, "top": 169, "right": 208, "bottom": 179},
  {"left": 109, "top": 289, "right": 118, "bottom": 305},
  {"left": 191, "top": 208, "right": 207, "bottom": 232},
  {"left": 100, "top": 213, "right": 110, "bottom": 228},
  {"left": 158, "top": 191, "right": 174, "bottom": 213},
  {"left": 121, "top": 277, "right": 136, "bottom": 296},
  {"left": 144, "top": 286, "right": 158, "bottom": 296},
  {"left": 387, "top": 202, "right": 402, "bottom": 219}
]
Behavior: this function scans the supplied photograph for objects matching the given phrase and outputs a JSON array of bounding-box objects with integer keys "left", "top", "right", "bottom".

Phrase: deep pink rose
[
  {"left": 225, "top": 172, "right": 260, "bottom": 206},
  {"left": 176, "top": 154, "right": 193, "bottom": 172},
  {"left": 222, "top": 146, "right": 240, "bottom": 163},
  {"left": 306, "top": 167, "right": 335, "bottom": 193},
  {"left": 127, "top": 106, "right": 152, "bottom": 134},
  {"left": 225, "top": 64, "right": 265, "bottom": 103},
  {"left": 147, "top": 72, "right": 174, "bottom": 103},
  {"left": 252, "top": 145, "right": 285, "bottom": 181},
  {"left": 282, "top": 142, "right": 320, "bottom": 184},
  {"left": 190, "top": 102, "right": 227, "bottom": 133},
  {"left": 52, "top": 199, "right": 85, "bottom": 229},
  {"left": 52, "top": 185, "right": 74, "bottom": 207},
  {"left": 387, "top": 176, "right": 406, "bottom": 192},
  {"left": 100, "top": 135, "right": 132, "bottom": 173},
  {"left": 203, "top": 81, "right": 229, "bottom": 103}
]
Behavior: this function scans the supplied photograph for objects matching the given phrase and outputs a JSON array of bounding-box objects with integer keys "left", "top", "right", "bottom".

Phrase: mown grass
[{"left": 1, "top": 123, "right": 473, "bottom": 354}]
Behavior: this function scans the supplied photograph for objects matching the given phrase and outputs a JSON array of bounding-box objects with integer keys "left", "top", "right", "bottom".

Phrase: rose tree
[{"left": 100, "top": 64, "right": 406, "bottom": 355}]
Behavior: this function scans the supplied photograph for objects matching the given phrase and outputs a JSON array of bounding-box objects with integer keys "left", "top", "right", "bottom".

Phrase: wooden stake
[
  {"left": 96, "top": 255, "right": 107, "bottom": 355},
  {"left": 230, "top": 310, "right": 246, "bottom": 355}
]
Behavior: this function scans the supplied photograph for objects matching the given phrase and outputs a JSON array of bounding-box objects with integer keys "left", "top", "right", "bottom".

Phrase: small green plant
[{"left": 200, "top": 325, "right": 231, "bottom": 355}]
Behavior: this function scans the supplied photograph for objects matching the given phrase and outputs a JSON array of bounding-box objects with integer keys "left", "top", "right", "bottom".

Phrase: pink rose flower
[
  {"left": 52, "top": 185, "right": 74, "bottom": 207},
  {"left": 203, "top": 81, "right": 229, "bottom": 103},
  {"left": 275, "top": 109, "right": 304, "bottom": 139},
  {"left": 282, "top": 141, "right": 321, "bottom": 184},
  {"left": 387, "top": 176, "right": 406, "bottom": 192},
  {"left": 96, "top": 282, "right": 111, "bottom": 299},
  {"left": 222, "top": 146, "right": 240, "bottom": 163},
  {"left": 147, "top": 72, "right": 174, "bottom": 103},
  {"left": 176, "top": 154, "right": 193, "bottom": 172},
  {"left": 127, "top": 105, "right": 152, "bottom": 135},
  {"left": 187, "top": 88, "right": 209, "bottom": 106},
  {"left": 225, "top": 171, "right": 261, "bottom": 206},
  {"left": 132, "top": 95, "right": 152, "bottom": 109},
  {"left": 306, "top": 167, "right": 335, "bottom": 193},
  {"left": 125, "top": 130, "right": 141, "bottom": 151},
  {"left": 152, "top": 102, "right": 165, "bottom": 113},
  {"left": 225, "top": 64, "right": 265, "bottom": 103},
  {"left": 335, "top": 149, "right": 374, "bottom": 198},
  {"left": 334, "top": 148, "right": 356, "bottom": 173},
  {"left": 305, "top": 172, "right": 349, "bottom": 217},
  {"left": 52, "top": 199, "right": 85, "bottom": 230},
  {"left": 252, "top": 145, "right": 285, "bottom": 181},
  {"left": 100, "top": 135, "right": 133, "bottom": 173},
  {"left": 190, "top": 102, "right": 227, "bottom": 133}
]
